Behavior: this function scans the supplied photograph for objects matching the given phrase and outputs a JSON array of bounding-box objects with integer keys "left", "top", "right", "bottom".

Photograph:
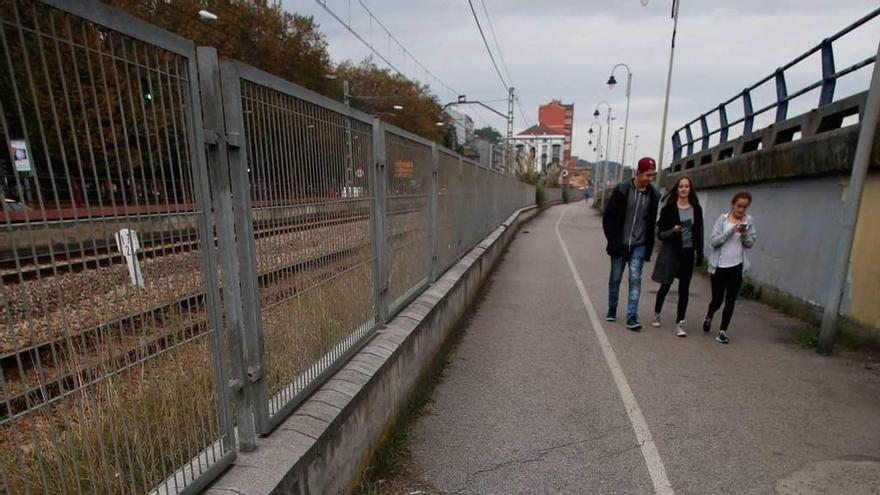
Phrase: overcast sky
[{"left": 283, "top": 0, "right": 880, "bottom": 166}]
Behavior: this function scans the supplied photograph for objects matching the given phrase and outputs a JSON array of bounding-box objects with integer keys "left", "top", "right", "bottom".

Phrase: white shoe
[
  {"left": 675, "top": 321, "right": 687, "bottom": 337},
  {"left": 651, "top": 313, "right": 662, "bottom": 327}
]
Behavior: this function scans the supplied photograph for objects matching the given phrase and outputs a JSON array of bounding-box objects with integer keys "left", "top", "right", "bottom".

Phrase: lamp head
[{"left": 607, "top": 75, "right": 618, "bottom": 90}]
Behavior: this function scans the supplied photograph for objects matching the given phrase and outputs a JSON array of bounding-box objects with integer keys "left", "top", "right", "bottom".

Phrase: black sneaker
[
  {"left": 702, "top": 316, "right": 712, "bottom": 333},
  {"left": 606, "top": 308, "right": 617, "bottom": 322},
  {"left": 716, "top": 331, "right": 730, "bottom": 344},
  {"left": 625, "top": 317, "right": 642, "bottom": 331}
]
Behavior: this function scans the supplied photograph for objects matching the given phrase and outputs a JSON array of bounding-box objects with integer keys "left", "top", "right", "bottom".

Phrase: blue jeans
[{"left": 608, "top": 245, "right": 647, "bottom": 320}]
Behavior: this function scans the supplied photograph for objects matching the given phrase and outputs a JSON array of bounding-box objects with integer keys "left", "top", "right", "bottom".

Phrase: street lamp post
[
  {"left": 607, "top": 63, "right": 632, "bottom": 183},
  {"left": 587, "top": 122, "right": 603, "bottom": 196},
  {"left": 633, "top": 134, "right": 640, "bottom": 163},
  {"left": 643, "top": 0, "right": 681, "bottom": 183},
  {"left": 594, "top": 102, "right": 613, "bottom": 196}
]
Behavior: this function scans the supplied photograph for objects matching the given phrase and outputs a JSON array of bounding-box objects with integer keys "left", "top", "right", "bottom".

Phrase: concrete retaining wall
[
  {"left": 694, "top": 174, "right": 879, "bottom": 331},
  {"left": 591, "top": 171, "right": 879, "bottom": 334},
  {"left": 205, "top": 204, "right": 543, "bottom": 495}
]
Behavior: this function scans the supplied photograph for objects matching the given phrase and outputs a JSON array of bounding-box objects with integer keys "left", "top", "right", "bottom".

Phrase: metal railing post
[
  {"left": 820, "top": 38, "right": 836, "bottom": 106},
  {"left": 370, "top": 118, "right": 389, "bottom": 324},
  {"left": 743, "top": 88, "right": 755, "bottom": 134},
  {"left": 196, "top": 47, "right": 256, "bottom": 450},
  {"left": 718, "top": 103, "right": 729, "bottom": 144},
  {"left": 700, "top": 115, "right": 710, "bottom": 151},
  {"left": 684, "top": 124, "right": 694, "bottom": 157},
  {"left": 775, "top": 68, "right": 789, "bottom": 122},
  {"left": 672, "top": 131, "right": 682, "bottom": 161}
]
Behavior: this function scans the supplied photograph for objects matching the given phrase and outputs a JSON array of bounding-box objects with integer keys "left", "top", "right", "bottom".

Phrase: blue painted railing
[{"left": 672, "top": 7, "right": 880, "bottom": 161}]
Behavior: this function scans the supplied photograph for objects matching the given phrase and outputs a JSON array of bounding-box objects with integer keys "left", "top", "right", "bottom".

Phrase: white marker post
[{"left": 115, "top": 228, "right": 145, "bottom": 288}]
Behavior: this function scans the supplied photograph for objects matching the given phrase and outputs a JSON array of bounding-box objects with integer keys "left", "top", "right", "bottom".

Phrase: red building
[{"left": 538, "top": 99, "right": 575, "bottom": 166}]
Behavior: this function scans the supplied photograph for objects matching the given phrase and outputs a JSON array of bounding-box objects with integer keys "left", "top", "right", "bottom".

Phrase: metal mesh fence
[
  {"left": 0, "top": 1, "right": 537, "bottom": 492},
  {"left": 436, "top": 150, "right": 461, "bottom": 273},
  {"left": 0, "top": 2, "right": 232, "bottom": 494},
  {"left": 384, "top": 129, "right": 431, "bottom": 314},
  {"left": 237, "top": 77, "right": 377, "bottom": 427}
]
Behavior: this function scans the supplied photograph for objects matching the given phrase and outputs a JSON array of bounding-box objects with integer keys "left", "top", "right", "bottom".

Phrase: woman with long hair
[
  {"left": 703, "top": 191, "right": 757, "bottom": 344},
  {"left": 651, "top": 176, "right": 703, "bottom": 336}
]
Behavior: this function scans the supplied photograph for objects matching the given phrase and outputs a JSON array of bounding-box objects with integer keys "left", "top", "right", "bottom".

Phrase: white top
[{"left": 718, "top": 217, "right": 745, "bottom": 268}]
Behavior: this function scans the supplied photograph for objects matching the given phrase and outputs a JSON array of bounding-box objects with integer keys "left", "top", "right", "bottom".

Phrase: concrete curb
[{"left": 205, "top": 204, "right": 547, "bottom": 495}]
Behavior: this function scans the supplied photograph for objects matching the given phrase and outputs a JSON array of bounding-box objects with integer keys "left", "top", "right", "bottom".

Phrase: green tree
[{"left": 475, "top": 126, "right": 502, "bottom": 143}]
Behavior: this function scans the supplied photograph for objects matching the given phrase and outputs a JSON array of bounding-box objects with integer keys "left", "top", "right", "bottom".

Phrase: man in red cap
[{"left": 601, "top": 157, "right": 660, "bottom": 330}]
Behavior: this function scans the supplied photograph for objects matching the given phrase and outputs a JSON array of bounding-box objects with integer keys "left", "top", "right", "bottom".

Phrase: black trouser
[
  {"left": 654, "top": 249, "right": 695, "bottom": 323},
  {"left": 707, "top": 263, "right": 744, "bottom": 331}
]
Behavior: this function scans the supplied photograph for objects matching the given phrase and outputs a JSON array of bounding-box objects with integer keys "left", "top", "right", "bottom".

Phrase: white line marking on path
[{"left": 554, "top": 205, "right": 675, "bottom": 495}]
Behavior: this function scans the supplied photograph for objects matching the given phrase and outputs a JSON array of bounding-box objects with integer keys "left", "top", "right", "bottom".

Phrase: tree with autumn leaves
[
  {"left": 333, "top": 60, "right": 445, "bottom": 143},
  {"left": 108, "top": 0, "right": 446, "bottom": 142},
  {"left": 0, "top": 0, "right": 453, "bottom": 210}
]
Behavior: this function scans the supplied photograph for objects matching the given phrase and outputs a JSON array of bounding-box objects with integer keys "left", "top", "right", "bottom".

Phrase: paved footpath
[{"left": 403, "top": 203, "right": 880, "bottom": 495}]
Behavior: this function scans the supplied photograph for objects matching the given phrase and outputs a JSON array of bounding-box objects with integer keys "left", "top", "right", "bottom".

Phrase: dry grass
[
  {"left": 0, "top": 336, "right": 224, "bottom": 494},
  {"left": 0, "top": 209, "right": 432, "bottom": 494},
  {"left": 263, "top": 258, "right": 375, "bottom": 407}
]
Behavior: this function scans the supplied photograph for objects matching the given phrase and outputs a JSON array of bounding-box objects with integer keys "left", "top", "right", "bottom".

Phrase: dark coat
[
  {"left": 651, "top": 201, "right": 704, "bottom": 284},
  {"left": 602, "top": 180, "right": 660, "bottom": 261}
]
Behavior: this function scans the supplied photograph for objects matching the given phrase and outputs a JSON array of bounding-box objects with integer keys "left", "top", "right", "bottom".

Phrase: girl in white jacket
[{"left": 703, "top": 191, "right": 757, "bottom": 344}]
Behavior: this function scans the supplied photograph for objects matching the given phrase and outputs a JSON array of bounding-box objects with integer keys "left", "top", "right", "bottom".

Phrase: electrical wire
[{"left": 466, "top": 0, "right": 508, "bottom": 93}]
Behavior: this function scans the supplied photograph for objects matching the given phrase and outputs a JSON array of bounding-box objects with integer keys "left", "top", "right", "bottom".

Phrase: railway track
[
  {"left": 0, "top": 217, "right": 423, "bottom": 419},
  {"left": 0, "top": 209, "right": 378, "bottom": 284}
]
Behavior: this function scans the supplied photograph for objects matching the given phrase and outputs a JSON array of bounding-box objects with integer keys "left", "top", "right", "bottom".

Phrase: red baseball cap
[{"left": 637, "top": 157, "right": 656, "bottom": 174}]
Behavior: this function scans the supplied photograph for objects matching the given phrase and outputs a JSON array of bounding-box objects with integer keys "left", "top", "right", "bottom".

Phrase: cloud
[{"left": 285, "top": 0, "right": 879, "bottom": 165}]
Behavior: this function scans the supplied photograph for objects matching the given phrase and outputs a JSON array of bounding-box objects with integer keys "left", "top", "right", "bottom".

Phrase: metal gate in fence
[{"left": 0, "top": 1, "right": 536, "bottom": 493}]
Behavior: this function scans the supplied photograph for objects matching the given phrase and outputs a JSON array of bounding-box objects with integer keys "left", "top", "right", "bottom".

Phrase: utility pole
[
  {"left": 343, "top": 80, "right": 354, "bottom": 186},
  {"left": 656, "top": 0, "right": 680, "bottom": 184},
  {"left": 817, "top": 40, "right": 880, "bottom": 354},
  {"left": 507, "top": 86, "right": 515, "bottom": 140}
]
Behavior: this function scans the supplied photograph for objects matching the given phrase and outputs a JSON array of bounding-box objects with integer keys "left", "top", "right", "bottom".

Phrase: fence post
[
  {"left": 700, "top": 115, "right": 710, "bottom": 151},
  {"left": 775, "top": 68, "right": 789, "bottom": 122},
  {"left": 429, "top": 144, "right": 439, "bottom": 282},
  {"left": 457, "top": 155, "right": 465, "bottom": 258},
  {"left": 196, "top": 47, "right": 257, "bottom": 450},
  {"left": 370, "top": 118, "right": 389, "bottom": 324},
  {"left": 718, "top": 103, "right": 729, "bottom": 144},
  {"left": 684, "top": 124, "right": 694, "bottom": 157},
  {"left": 820, "top": 38, "right": 836, "bottom": 106},
  {"left": 218, "top": 59, "right": 271, "bottom": 435},
  {"left": 743, "top": 88, "right": 755, "bottom": 134},
  {"left": 672, "top": 131, "right": 682, "bottom": 161}
]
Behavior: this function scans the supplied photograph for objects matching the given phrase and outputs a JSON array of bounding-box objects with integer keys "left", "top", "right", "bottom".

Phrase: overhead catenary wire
[
  {"left": 474, "top": 0, "right": 534, "bottom": 134},
  {"left": 467, "top": 0, "right": 509, "bottom": 93},
  {"left": 354, "top": 0, "right": 461, "bottom": 99},
  {"left": 480, "top": 0, "right": 515, "bottom": 88},
  {"left": 515, "top": 95, "right": 534, "bottom": 129},
  {"left": 313, "top": 0, "right": 459, "bottom": 103}
]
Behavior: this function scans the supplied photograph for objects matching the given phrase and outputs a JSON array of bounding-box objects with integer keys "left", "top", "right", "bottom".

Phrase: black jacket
[
  {"left": 651, "top": 201, "right": 704, "bottom": 284},
  {"left": 602, "top": 180, "right": 660, "bottom": 261}
]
